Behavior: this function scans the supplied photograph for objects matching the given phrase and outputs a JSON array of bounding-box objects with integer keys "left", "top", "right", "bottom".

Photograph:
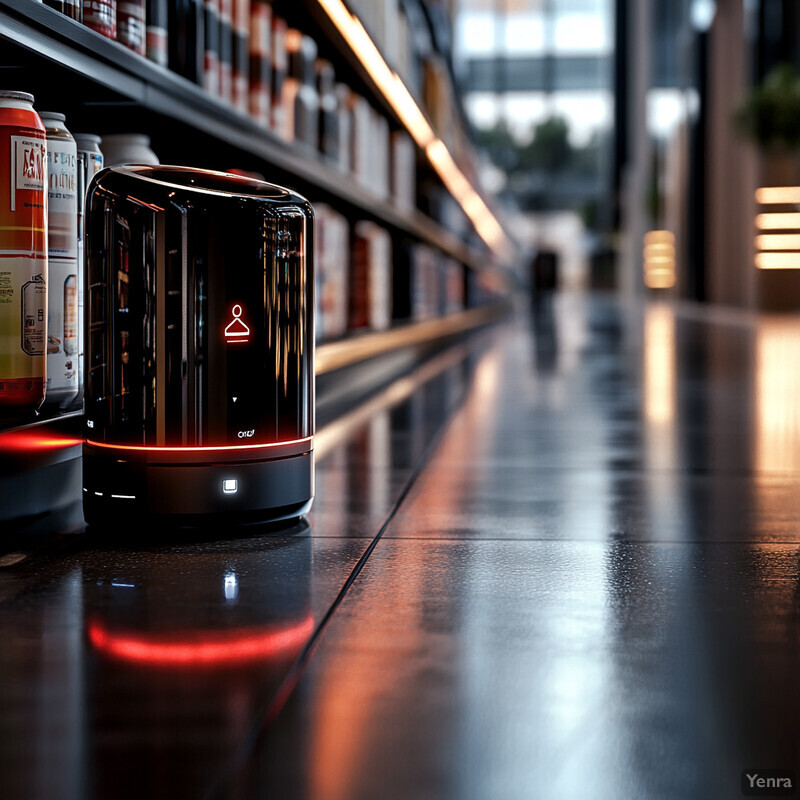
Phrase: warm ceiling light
[
  {"left": 643, "top": 230, "right": 676, "bottom": 289},
  {"left": 755, "top": 186, "right": 800, "bottom": 205},
  {"left": 316, "top": 0, "right": 508, "bottom": 254},
  {"left": 755, "top": 233, "right": 800, "bottom": 250},
  {"left": 756, "top": 212, "right": 800, "bottom": 230},
  {"left": 644, "top": 230, "right": 674, "bottom": 244},
  {"left": 755, "top": 252, "right": 800, "bottom": 269}
]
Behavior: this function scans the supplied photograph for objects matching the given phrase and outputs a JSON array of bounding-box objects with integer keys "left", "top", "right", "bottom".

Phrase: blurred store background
[{"left": 454, "top": 0, "right": 800, "bottom": 311}]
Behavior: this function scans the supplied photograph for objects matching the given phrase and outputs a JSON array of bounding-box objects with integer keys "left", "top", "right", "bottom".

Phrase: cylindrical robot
[{"left": 82, "top": 165, "right": 314, "bottom": 527}]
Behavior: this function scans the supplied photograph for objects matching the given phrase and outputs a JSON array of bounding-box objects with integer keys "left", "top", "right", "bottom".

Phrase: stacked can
[
  {"left": 45, "top": 0, "right": 82, "bottom": 22},
  {"left": 232, "top": 0, "right": 250, "bottom": 113},
  {"left": 74, "top": 133, "right": 104, "bottom": 409},
  {"left": 145, "top": 0, "right": 169, "bottom": 67},
  {"left": 0, "top": 91, "right": 48, "bottom": 414},
  {"left": 40, "top": 112, "right": 80, "bottom": 410},
  {"left": 203, "top": 0, "right": 220, "bottom": 95},
  {"left": 83, "top": 0, "right": 116, "bottom": 38},
  {"left": 117, "top": 0, "right": 146, "bottom": 56},
  {"left": 218, "top": 0, "right": 233, "bottom": 102},
  {"left": 248, "top": 0, "right": 271, "bottom": 126}
]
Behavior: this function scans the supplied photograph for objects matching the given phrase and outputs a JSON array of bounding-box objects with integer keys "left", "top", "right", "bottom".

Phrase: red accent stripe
[
  {"left": 85, "top": 435, "right": 312, "bottom": 453},
  {"left": 87, "top": 615, "right": 314, "bottom": 667},
  {"left": 0, "top": 432, "right": 83, "bottom": 452}
]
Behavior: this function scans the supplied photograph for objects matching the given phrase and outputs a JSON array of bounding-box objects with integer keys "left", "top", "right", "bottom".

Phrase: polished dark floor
[{"left": 2, "top": 292, "right": 800, "bottom": 799}]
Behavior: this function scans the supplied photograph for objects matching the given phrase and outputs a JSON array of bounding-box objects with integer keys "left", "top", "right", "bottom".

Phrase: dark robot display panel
[{"left": 83, "top": 166, "right": 314, "bottom": 525}]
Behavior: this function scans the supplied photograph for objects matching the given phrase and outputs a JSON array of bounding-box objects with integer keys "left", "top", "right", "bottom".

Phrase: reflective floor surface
[{"left": 2, "top": 292, "right": 800, "bottom": 799}]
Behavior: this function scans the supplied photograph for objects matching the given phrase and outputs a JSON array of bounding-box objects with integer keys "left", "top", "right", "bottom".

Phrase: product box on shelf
[
  {"left": 46, "top": 0, "right": 82, "bottom": 21},
  {"left": 146, "top": 0, "right": 169, "bottom": 66},
  {"left": 283, "top": 30, "right": 318, "bottom": 148},
  {"left": 232, "top": 0, "right": 250, "bottom": 113},
  {"left": 168, "top": 0, "right": 203, "bottom": 84},
  {"left": 441, "top": 256, "right": 464, "bottom": 316},
  {"left": 118, "top": 0, "right": 146, "bottom": 55},
  {"left": 218, "top": 0, "right": 234, "bottom": 102},
  {"left": 350, "top": 221, "right": 392, "bottom": 332},
  {"left": 369, "top": 109, "right": 389, "bottom": 201},
  {"left": 317, "top": 59, "right": 339, "bottom": 163},
  {"left": 349, "top": 92, "right": 371, "bottom": 191},
  {"left": 348, "top": 0, "right": 400, "bottom": 69},
  {"left": 390, "top": 129, "right": 415, "bottom": 211},
  {"left": 83, "top": 0, "right": 116, "bottom": 39},
  {"left": 421, "top": 181, "right": 468, "bottom": 238},
  {"left": 203, "top": 0, "right": 220, "bottom": 95},
  {"left": 409, "top": 242, "right": 440, "bottom": 322},
  {"left": 334, "top": 83, "right": 352, "bottom": 174},
  {"left": 271, "top": 15, "right": 288, "bottom": 136},
  {"left": 314, "top": 204, "right": 350, "bottom": 342},
  {"left": 248, "top": 0, "right": 271, "bottom": 126},
  {"left": 394, "top": 4, "right": 413, "bottom": 93}
]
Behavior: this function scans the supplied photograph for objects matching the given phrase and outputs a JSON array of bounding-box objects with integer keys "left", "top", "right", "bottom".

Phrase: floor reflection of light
[
  {"left": 314, "top": 340, "right": 474, "bottom": 462},
  {"left": 474, "top": 347, "right": 500, "bottom": 403},
  {"left": 309, "top": 344, "right": 504, "bottom": 800},
  {"left": 755, "top": 319, "right": 800, "bottom": 473},
  {"left": 644, "top": 304, "right": 676, "bottom": 427},
  {"left": 224, "top": 572, "right": 238, "bottom": 602},
  {"left": 87, "top": 616, "right": 314, "bottom": 667},
  {"left": 0, "top": 431, "right": 83, "bottom": 453},
  {"left": 644, "top": 303, "right": 679, "bottom": 536}
]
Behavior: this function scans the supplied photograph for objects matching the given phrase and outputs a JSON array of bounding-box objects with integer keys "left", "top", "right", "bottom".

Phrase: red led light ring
[
  {"left": 88, "top": 615, "right": 315, "bottom": 667},
  {"left": 84, "top": 435, "right": 313, "bottom": 453}
]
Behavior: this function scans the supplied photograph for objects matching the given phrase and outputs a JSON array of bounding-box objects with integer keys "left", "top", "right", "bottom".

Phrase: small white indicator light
[
  {"left": 86, "top": 419, "right": 94, "bottom": 429},
  {"left": 224, "top": 572, "right": 238, "bottom": 601},
  {"left": 110, "top": 494, "right": 136, "bottom": 500},
  {"left": 223, "top": 479, "right": 238, "bottom": 494}
]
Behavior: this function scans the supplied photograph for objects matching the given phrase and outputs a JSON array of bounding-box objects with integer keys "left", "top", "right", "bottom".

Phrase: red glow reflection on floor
[
  {"left": 87, "top": 615, "right": 314, "bottom": 667},
  {"left": 0, "top": 431, "right": 83, "bottom": 453}
]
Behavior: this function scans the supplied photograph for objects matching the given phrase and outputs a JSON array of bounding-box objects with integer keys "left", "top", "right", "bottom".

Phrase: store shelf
[
  {"left": 316, "top": 302, "right": 507, "bottom": 375},
  {"left": 0, "top": 304, "right": 508, "bottom": 435},
  {"left": 0, "top": 0, "right": 515, "bottom": 439},
  {"left": 0, "top": 0, "right": 488, "bottom": 271}
]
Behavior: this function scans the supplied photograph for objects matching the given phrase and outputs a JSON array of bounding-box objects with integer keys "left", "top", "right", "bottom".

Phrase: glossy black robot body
[{"left": 83, "top": 166, "right": 314, "bottom": 526}]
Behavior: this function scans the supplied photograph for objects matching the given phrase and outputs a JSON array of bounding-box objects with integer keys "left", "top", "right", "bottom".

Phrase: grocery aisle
[
  {"left": 3, "top": 292, "right": 800, "bottom": 799},
  {"left": 228, "top": 293, "right": 800, "bottom": 799}
]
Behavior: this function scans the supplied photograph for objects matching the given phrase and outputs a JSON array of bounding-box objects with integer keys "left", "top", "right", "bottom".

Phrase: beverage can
[
  {"left": 203, "top": 0, "right": 221, "bottom": 95},
  {"left": 118, "top": 0, "right": 146, "bottom": 55},
  {"left": 218, "top": 0, "right": 233, "bottom": 103},
  {"left": 44, "top": 0, "right": 82, "bottom": 21},
  {"left": 74, "top": 132, "right": 103, "bottom": 409},
  {"left": 146, "top": 0, "right": 169, "bottom": 66},
  {"left": 0, "top": 91, "right": 48, "bottom": 414},
  {"left": 40, "top": 111, "right": 80, "bottom": 410},
  {"left": 248, "top": 0, "right": 271, "bottom": 126},
  {"left": 83, "top": 0, "right": 117, "bottom": 38},
  {"left": 232, "top": 0, "right": 250, "bottom": 113}
]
